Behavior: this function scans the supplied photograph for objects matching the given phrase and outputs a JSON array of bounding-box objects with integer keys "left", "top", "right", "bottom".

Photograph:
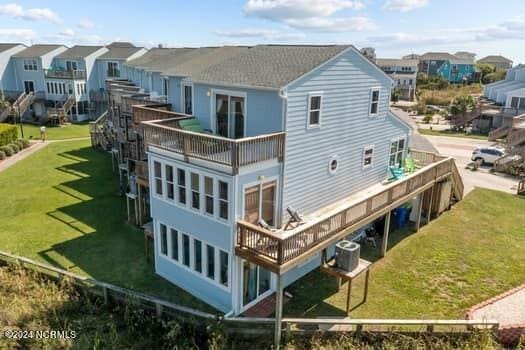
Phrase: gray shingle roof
[
  {"left": 376, "top": 58, "right": 418, "bottom": 67},
  {"left": 56, "top": 45, "right": 104, "bottom": 59},
  {"left": 0, "top": 43, "right": 24, "bottom": 54},
  {"left": 107, "top": 41, "right": 135, "bottom": 48},
  {"left": 191, "top": 45, "right": 350, "bottom": 89},
  {"left": 12, "top": 44, "right": 63, "bottom": 58},
  {"left": 162, "top": 46, "right": 250, "bottom": 77},
  {"left": 478, "top": 55, "right": 513, "bottom": 64},
  {"left": 420, "top": 52, "right": 458, "bottom": 61},
  {"left": 126, "top": 48, "right": 196, "bottom": 71},
  {"left": 99, "top": 46, "right": 144, "bottom": 60}
]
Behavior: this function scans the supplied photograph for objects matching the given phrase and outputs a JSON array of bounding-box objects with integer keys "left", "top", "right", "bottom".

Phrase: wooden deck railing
[
  {"left": 142, "top": 120, "right": 285, "bottom": 174},
  {"left": 45, "top": 69, "right": 86, "bottom": 80},
  {"left": 128, "top": 140, "right": 146, "bottom": 161},
  {"left": 237, "top": 153, "right": 460, "bottom": 272},
  {"left": 121, "top": 95, "right": 158, "bottom": 114},
  {"left": 133, "top": 105, "right": 189, "bottom": 124},
  {"left": 507, "top": 127, "right": 525, "bottom": 146}
]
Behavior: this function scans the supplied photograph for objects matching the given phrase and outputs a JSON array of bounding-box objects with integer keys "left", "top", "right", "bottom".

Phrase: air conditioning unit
[{"left": 335, "top": 240, "right": 360, "bottom": 271}]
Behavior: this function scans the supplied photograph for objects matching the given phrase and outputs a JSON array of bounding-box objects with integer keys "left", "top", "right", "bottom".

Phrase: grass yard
[
  {"left": 0, "top": 140, "right": 214, "bottom": 313},
  {"left": 285, "top": 189, "right": 525, "bottom": 318},
  {"left": 16, "top": 122, "right": 90, "bottom": 140},
  {"left": 418, "top": 128, "right": 489, "bottom": 140},
  {"left": 417, "top": 84, "right": 483, "bottom": 106}
]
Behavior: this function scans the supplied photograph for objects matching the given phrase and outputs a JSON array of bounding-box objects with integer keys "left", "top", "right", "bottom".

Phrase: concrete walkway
[{"left": 0, "top": 142, "right": 48, "bottom": 173}]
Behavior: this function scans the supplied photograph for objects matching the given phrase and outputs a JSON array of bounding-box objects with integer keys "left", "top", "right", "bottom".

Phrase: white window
[
  {"left": 182, "top": 233, "right": 190, "bottom": 267},
  {"left": 23, "top": 81, "right": 34, "bottom": 94},
  {"left": 159, "top": 223, "right": 168, "bottom": 256},
  {"left": 190, "top": 172, "right": 200, "bottom": 210},
  {"left": 177, "top": 168, "right": 186, "bottom": 204},
  {"left": 369, "top": 88, "right": 380, "bottom": 116},
  {"left": 389, "top": 139, "right": 406, "bottom": 167},
  {"left": 170, "top": 228, "right": 179, "bottom": 261},
  {"left": 219, "top": 250, "right": 229, "bottom": 287},
  {"left": 107, "top": 61, "right": 120, "bottom": 77},
  {"left": 182, "top": 83, "right": 193, "bottom": 114},
  {"left": 363, "top": 146, "right": 374, "bottom": 168},
  {"left": 328, "top": 156, "right": 339, "bottom": 175},
  {"left": 66, "top": 61, "right": 78, "bottom": 71},
  {"left": 166, "top": 165, "right": 174, "bottom": 200},
  {"left": 23, "top": 59, "right": 37, "bottom": 71},
  {"left": 307, "top": 94, "right": 322, "bottom": 127},
  {"left": 194, "top": 239, "right": 202, "bottom": 273},
  {"left": 206, "top": 245, "right": 215, "bottom": 280},
  {"left": 204, "top": 176, "right": 214, "bottom": 215},
  {"left": 154, "top": 161, "right": 163, "bottom": 195},
  {"left": 218, "top": 181, "right": 228, "bottom": 220}
]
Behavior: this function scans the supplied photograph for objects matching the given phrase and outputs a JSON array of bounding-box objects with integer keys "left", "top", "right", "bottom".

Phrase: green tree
[
  {"left": 450, "top": 95, "right": 476, "bottom": 129},
  {"left": 476, "top": 63, "right": 495, "bottom": 82},
  {"left": 483, "top": 70, "right": 507, "bottom": 84}
]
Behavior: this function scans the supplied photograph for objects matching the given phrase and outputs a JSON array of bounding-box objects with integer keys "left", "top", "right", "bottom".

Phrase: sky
[{"left": 0, "top": 0, "right": 524, "bottom": 63}]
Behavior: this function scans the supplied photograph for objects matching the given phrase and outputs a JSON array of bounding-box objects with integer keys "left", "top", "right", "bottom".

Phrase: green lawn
[
  {"left": 0, "top": 140, "right": 214, "bottom": 313},
  {"left": 285, "top": 189, "right": 525, "bottom": 318},
  {"left": 16, "top": 122, "right": 90, "bottom": 140},
  {"left": 418, "top": 128, "right": 489, "bottom": 140}
]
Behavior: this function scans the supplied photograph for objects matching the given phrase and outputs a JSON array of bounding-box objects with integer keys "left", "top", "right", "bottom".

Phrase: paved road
[
  {"left": 390, "top": 108, "right": 437, "bottom": 153},
  {"left": 424, "top": 135, "right": 520, "bottom": 195}
]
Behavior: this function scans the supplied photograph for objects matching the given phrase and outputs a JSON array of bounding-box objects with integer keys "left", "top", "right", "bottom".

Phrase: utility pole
[{"left": 19, "top": 106, "right": 24, "bottom": 138}]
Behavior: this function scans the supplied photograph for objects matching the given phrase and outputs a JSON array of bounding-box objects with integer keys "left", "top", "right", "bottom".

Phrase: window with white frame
[
  {"left": 23, "top": 59, "right": 37, "bottom": 71},
  {"left": 389, "top": 139, "right": 406, "bottom": 167},
  {"left": 218, "top": 181, "right": 228, "bottom": 220},
  {"left": 369, "top": 88, "right": 380, "bottom": 115},
  {"left": 166, "top": 165, "right": 174, "bottom": 200},
  {"left": 183, "top": 84, "right": 193, "bottom": 114},
  {"left": 154, "top": 161, "right": 163, "bottom": 195},
  {"left": 159, "top": 223, "right": 168, "bottom": 256},
  {"left": 204, "top": 176, "right": 214, "bottom": 215},
  {"left": 177, "top": 168, "right": 186, "bottom": 204},
  {"left": 157, "top": 222, "right": 230, "bottom": 289},
  {"left": 107, "top": 61, "right": 120, "bottom": 77},
  {"left": 191, "top": 172, "right": 200, "bottom": 210},
  {"left": 307, "top": 94, "right": 322, "bottom": 127},
  {"left": 363, "top": 146, "right": 374, "bottom": 168},
  {"left": 162, "top": 78, "right": 169, "bottom": 98}
]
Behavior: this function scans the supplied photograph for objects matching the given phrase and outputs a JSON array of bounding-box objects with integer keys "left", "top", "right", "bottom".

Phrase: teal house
[{"left": 419, "top": 52, "right": 477, "bottom": 83}]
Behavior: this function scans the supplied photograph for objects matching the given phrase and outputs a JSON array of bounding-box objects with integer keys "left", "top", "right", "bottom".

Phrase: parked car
[{"left": 471, "top": 147, "right": 505, "bottom": 164}]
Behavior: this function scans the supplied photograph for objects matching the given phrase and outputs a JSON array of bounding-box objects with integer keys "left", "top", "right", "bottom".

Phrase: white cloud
[
  {"left": 244, "top": 0, "right": 365, "bottom": 20},
  {"left": 383, "top": 0, "right": 428, "bottom": 12},
  {"left": 0, "top": 3, "right": 61, "bottom": 23},
  {"left": 78, "top": 19, "right": 95, "bottom": 29},
  {"left": 0, "top": 28, "right": 36, "bottom": 40},
  {"left": 215, "top": 28, "right": 305, "bottom": 40},
  {"left": 59, "top": 28, "right": 76, "bottom": 37},
  {"left": 242, "top": 0, "right": 371, "bottom": 32}
]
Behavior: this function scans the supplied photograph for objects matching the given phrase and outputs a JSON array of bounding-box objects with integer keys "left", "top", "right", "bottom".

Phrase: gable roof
[
  {"left": 478, "top": 55, "right": 513, "bottom": 64},
  {"left": 99, "top": 46, "right": 144, "bottom": 60},
  {"left": 162, "top": 46, "right": 250, "bottom": 77},
  {"left": 107, "top": 41, "right": 135, "bottom": 48},
  {"left": 376, "top": 58, "right": 418, "bottom": 68},
  {"left": 420, "top": 52, "right": 458, "bottom": 61},
  {"left": 0, "top": 43, "right": 24, "bottom": 54},
  {"left": 13, "top": 44, "right": 63, "bottom": 58},
  {"left": 57, "top": 45, "right": 104, "bottom": 59},
  {"left": 190, "top": 45, "right": 350, "bottom": 89},
  {"left": 126, "top": 48, "right": 196, "bottom": 72}
]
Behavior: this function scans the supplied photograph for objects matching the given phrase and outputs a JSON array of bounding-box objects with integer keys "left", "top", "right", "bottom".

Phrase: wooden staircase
[
  {"left": 518, "top": 180, "right": 525, "bottom": 196},
  {"left": 89, "top": 110, "right": 112, "bottom": 151},
  {"left": 11, "top": 91, "right": 35, "bottom": 118},
  {"left": 489, "top": 126, "right": 511, "bottom": 141},
  {"left": 450, "top": 159, "right": 464, "bottom": 201},
  {"left": 451, "top": 104, "right": 482, "bottom": 128},
  {"left": 47, "top": 94, "right": 76, "bottom": 123}
]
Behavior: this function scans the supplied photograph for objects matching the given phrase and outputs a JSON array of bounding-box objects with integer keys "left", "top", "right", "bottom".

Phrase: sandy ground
[
  {"left": 424, "top": 135, "right": 520, "bottom": 194},
  {"left": 471, "top": 286, "right": 525, "bottom": 326}
]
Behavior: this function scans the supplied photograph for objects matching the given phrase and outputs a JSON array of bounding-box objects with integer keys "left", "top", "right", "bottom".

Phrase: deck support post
[
  {"left": 381, "top": 211, "right": 391, "bottom": 257},
  {"left": 415, "top": 192, "right": 423, "bottom": 231},
  {"left": 427, "top": 186, "right": 434, "bottom": 224},
  {"left": 274, "top": 274, "right": 283, "bottom": 350}
]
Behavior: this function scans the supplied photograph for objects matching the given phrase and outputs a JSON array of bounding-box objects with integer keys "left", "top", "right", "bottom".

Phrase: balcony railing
[
  {"left": 122, "top": 96, "right": 165, "bottom": 115},
  {"left": 133, "top": 105, "right": 189, "bottom": 124},
  {"left": 142, "top": 118, "right": 285, "bottom": 174},
  {"left": 128, "top": 140, "right": 146, "bottom": 161},
  {"left": 45, "top": 69, "right": 86, "bottom": 80},
  {"left": 236, "top": 151, "right": 461, "bottom": 273}
]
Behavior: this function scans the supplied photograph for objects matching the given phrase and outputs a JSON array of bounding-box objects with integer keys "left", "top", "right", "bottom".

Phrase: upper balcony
[
  {"left": 139, "top": 106, "right": 285, "bottom": 174},
  {"left": 45, "top": 68, "right": 86, "bottom": 80},
  {"left": 235, "top": 150, "right": 463, "bottom": 274}
]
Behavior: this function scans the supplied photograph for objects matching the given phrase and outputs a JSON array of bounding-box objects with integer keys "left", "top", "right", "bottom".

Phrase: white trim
[
  {"left": 210, "top": 88, "right": 247, "bottom": 138},
  {"left": 240, "top": 176, "right": 280, "bottom": 229},
  {"left": 388, "top": 137, "right": 407, "bottom": 168},
  {"left": 362, "top": 145, "right": 374, "bottom": 169},
  {"left": 181, "top": 82, "right": 194, "bottom": 115},
  {"left": 23, "top": 80, "right": 36, "bottom": 93},
  {"left": 239, "top": 260, "right": 275, "bottom": 312},
  {"left": 306, "top": 92, "right": 323, "bottom": 129}
]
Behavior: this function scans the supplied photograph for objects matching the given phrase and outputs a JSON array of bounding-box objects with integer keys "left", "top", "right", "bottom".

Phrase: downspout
[{"left": 278, "top": 87, "right": 288, "bottom": 229}]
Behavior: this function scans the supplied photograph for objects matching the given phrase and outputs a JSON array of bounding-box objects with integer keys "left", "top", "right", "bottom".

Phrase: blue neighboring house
[
  {"left": 0, "top": 43, "right": 26, "bottom": 95},
  {"left": 98, "top": 44, "right": 463, "bottom": 316},
  {"left": 419, "top": 52, "right": 477, "bottom": 83}
]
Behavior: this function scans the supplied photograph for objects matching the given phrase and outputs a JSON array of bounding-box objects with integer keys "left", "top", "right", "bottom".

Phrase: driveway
[{"left": 424, "top": 135, "right": 520, "bottom": 195}]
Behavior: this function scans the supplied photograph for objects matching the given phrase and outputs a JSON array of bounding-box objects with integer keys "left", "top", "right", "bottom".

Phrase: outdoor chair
[
  {"left": 404, "top": 156, "right": 419, "bottom": 173},
  {"left": 388, "top": 166, "right": 406, "bottom": 181},
  {"left": 284, "top": 206, "right": 304, "bottom": 230}
]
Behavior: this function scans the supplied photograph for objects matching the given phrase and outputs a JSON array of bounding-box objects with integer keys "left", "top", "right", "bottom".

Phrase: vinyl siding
[{"left": 282, "top": 48, "right": 409, "bottom": 217}]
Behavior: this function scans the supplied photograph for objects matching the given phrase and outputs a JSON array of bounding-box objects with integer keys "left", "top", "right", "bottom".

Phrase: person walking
[{"left": 40, "top": 125, "right": 46, "bottom": 141}]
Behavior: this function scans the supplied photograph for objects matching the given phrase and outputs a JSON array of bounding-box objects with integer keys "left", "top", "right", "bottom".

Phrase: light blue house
[
  {"left": 0, "top": 43, "right": 26, "bottom": 94},
  {"left": 121, "top": 45, "right": 418, "bottom": 314},
  {"left": 419, "top": 52, "right": 477, "bottom": 83}
]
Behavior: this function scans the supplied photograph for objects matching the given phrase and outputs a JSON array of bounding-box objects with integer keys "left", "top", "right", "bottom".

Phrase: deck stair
[
  {"left": 11, "top": 91, "right": 35, "bottom": 118},
  {"left": 451, "top": 104, "right": 482, "bottom": 128},
  {"left": 89, "top": 110, "right": 112, "bottom": 150},
  {"left": 489, "top": 126, "right": 511, "bottom": 141},
  {"left": 47, "top": 94, "right": 76, "bottom": 123}
]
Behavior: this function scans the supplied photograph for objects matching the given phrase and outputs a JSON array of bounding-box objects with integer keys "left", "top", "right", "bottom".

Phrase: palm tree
[{"left": 450, "top": 95, "right": 476, "bottom": 130}]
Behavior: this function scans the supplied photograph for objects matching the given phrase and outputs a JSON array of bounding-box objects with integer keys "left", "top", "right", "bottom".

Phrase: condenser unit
[{"left": 335, "top": 240, "right": 360, "bottom": 271}]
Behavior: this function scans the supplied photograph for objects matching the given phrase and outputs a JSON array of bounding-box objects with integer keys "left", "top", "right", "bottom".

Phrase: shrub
[
  {"left": 14, "top": 140, "right": 24, "bottom": 149},
  {"left": 0, "top": 123, "right": 17, "bottom": 147},
  {"left": 17, "top": 139, "right": 30, "bottom": 148},
  {"left": 0, "top": 145, "right": 13, "bottom": 156},
  {"left": 0, "top": 150, "right": 5, "bottom": 160},
  {"left": 8, "top": 143, "right": 19, "bottom": 153}
]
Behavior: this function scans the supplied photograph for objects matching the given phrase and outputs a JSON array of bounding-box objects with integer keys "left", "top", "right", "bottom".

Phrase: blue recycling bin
[{"left": 393, "top": 207, "right": 410, "bottom": 229}]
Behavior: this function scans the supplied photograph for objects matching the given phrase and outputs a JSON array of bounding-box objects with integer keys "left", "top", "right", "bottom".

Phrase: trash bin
[{"left": 393, "top": 207, "right": 410, "bottom": 229}]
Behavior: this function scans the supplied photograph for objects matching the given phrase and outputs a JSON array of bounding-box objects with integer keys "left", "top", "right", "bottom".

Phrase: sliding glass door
[
  {"left": 242, "top": 261, "right": 272, "bottom": 306},
  {"left": 244, "top": 181, "right": 276, "bottom": 226},
  {"left": 215, "top": 93, "right": 245, "bottom": 138}
]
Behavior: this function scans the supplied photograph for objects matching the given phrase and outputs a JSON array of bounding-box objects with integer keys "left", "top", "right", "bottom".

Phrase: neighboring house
[
  {"left": 376, "top": 58, "right": 418, "bottom": 101},
  {"left": 477, "top": 55, "right": 513, "bottom": 70},
  {"left": 454, "top": 51, "right": 476, "bottom": 62},
  {"left": 0, "top": 43, "right": 26, "bottom": 94},
  {"left": 359, "top": 47, "right": 376, "bottom": 62},
  {"left": 11, "top": 44, "right": 68, "bottom": 118},
  {"left": 48, "top": 45, "right": 108, "bottom": 121},
  {"left": 419, "top": 52, "right": 477, "bottom": 83},
  {"left": 402, "top": 53, "right": 420, "bottom": 60},
  {"left": 94, "top": 44, "right": 463, "bottom": 315},
  {"left": 484, "top": 65, "right": 525, "bottom": 110}
]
